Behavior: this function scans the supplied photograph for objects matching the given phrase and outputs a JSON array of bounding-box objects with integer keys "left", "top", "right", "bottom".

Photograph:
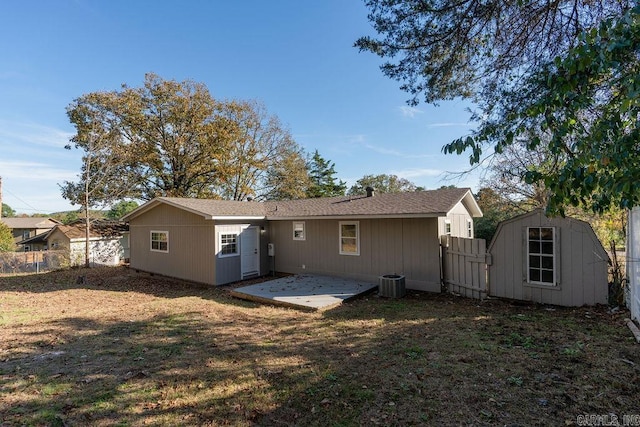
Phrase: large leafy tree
[
  {"left": 306, "top": 150, "right": 347, "bottom": 198},
  {"left": 357, "top": 1, "right": 634, "bottom": 213},
  {"left": 445, "top": 5, "right": 640, "bottom": 214},
  {"left": 65, "top": 73, "right": 229, "bottom": 201},
  {"left": 64, "top": 73, "right": 307, "bottom": 203},
  {"left": 347, "top": 174, "right": 419, "bottom": 195},
  {"left": 106, "top": 200, "right": 139, "bottom": 220},
  {"left": 262, "top": 146, "right": 311, "bottom": 200},
  {"left": 479, "top": 141, "right": 560, "bottom": 211},
  {"left": 356, "top": 0, "right": 627, "bottom": 106},
  {"left": 214, "top": 100, "right": 310, "bottom": 200},
  {"left": 1, "top": 203, "right": 15, "bottom": 218},
  {"left": 473, "top": 187, "right": 522, "bottom": 242}
]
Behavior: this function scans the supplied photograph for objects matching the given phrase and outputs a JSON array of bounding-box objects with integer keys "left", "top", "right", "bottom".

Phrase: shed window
[
  {"left": 466, "top": 219, "right": 473, "bottom": 238},
  {"left": 151, "top": 231, "right": 169, "bottom": 253},
  {"left": 293, "top": 222, "right": 305, "bottom": 240},
  {"left": 527, "top": 227, "right": 556, "bottom": 285},
  {"left": 219, "top": 233, "right": 239, "bottom": 257},
  {"left": 444, "top": 219, "right": 451, "bottom": 235},
  {"left": 339, "top": 221, "right": 359, "bottom": 255}
]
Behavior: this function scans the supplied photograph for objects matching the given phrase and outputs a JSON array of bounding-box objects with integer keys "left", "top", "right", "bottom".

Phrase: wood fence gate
[{"left": 441, "top": 236, "right": 489, "bottom": 300}]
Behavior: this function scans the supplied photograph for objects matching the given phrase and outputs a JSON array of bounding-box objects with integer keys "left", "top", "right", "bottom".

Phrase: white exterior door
[{"left": 240, "top": 226, "right": 260, "bottom": 278}]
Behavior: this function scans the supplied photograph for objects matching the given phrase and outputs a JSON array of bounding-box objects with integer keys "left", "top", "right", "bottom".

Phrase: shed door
[{"left": 240, "top": 226, "right": 260, "bottom": 278}]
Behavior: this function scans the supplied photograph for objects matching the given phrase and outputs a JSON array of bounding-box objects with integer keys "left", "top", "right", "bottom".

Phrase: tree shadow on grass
[
  {"left": 0, "top": 266, "right": 269, "bottom": 309},
  {"left": 1, "top": 291, "right": 638, "bottom": 426}
]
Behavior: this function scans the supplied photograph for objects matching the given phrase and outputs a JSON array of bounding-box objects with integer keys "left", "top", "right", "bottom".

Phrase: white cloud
[
  {"left": 390, "top": 167, "right": 444, "bottom": 179},
  {"left": 426, "top": 122, "right": 471, "bottom": 128},
  {"left": 0, "top": 120, "right": 73, "bottom": 149},
  {"left": 0, "top": 161, "right": 77, "bottom": 182},
  {"left": 398, "top": 106, "right": 424, "bottom": 118},
  {"left": 359, "top": 141, "right": 435, "bottom": 159}
]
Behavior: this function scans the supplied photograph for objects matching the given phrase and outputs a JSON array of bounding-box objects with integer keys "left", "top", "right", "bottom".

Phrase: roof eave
[
  {"left": 458, "top": 190, "right": 483, "bottom": 218},
  {"left": 266, "top": 213, "right": 445, "bottom": 220},
  {"left": 211, "top": 216, "right": 266, "bottom": 221}
]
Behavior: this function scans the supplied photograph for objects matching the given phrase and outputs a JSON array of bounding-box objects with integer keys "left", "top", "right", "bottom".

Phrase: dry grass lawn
[{"left": 1, "top": 266, "right": 639, "bottom": 426}]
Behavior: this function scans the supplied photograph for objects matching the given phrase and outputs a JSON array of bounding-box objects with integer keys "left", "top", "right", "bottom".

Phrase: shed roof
[
  {"left": 1, "top": 217, "right": 61, "bottom": 229},
  {"left": 487, "top": 209, "right": 608, "bottom": 259},
  {"left": 122, "top": 188, "right": 482, "bottom": 221}
]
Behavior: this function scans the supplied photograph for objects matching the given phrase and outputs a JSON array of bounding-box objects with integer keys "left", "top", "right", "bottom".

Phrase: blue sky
[{"left": 0, "top": 0, "right": 479, "bottom": 214}]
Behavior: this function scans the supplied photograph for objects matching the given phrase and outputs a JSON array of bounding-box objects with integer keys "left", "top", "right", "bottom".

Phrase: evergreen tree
[{"left": 306, "top": 150, "right": 346, "bottom": 198}]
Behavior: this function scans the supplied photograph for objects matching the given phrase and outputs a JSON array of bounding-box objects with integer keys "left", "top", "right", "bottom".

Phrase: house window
[
  {"left": 467, "top": 219, "right": 473, "bottom": 238},
  {"left": 339, "top": 221, "right": 359, "bottom": 255},
  {"left": 150, "top": 231, "right": 169, "bottom": 253},
  {"left": 527, "top": 227, "right": 556, "bottom": 285},
  {"left": 219, "top": 233, "right": 239, "bottom": 257},
  {"left": 293, "top": 222, "right": 305, "bottom": 240},
  {"left": 444, "top": 219, "right": 452, "bottom": 235},
  {"left": 23, "top": 230, "right": 30, "bottom": 240}
]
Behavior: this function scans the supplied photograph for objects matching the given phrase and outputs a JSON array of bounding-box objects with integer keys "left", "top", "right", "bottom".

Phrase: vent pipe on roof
[{"left": 365, "top": 186, "right": 375, "bottom": 197}]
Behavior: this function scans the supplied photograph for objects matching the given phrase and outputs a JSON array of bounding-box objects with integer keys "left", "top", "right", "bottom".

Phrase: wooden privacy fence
[{"left": 441, "top": 236, "right": 489, "bottom": 300}]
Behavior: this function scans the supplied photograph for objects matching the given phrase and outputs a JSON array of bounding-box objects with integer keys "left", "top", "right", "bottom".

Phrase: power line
[{"left": 3, "top": 187, "right": 46, "bottom": 213}]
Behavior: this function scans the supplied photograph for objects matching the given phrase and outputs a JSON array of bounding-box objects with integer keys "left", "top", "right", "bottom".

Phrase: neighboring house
[
  {"left": 123, "top": 188, "right": 482, "bottom": 291},
  {"left": 488, "top": 210, "right": 609, "bottom": 306},
  {"left": 627, "top": 206, "right": 640, "bottom": 321},
  {"left": 0, "top": 217, "right": 61, "bottom": 251},
  {"left": 45, "top": 221, "right": 129, "bottom": 266}
]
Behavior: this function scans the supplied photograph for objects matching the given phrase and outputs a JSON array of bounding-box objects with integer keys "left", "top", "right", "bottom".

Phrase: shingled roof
[
  {"left": 265, "top": 188, "right": 481, "bottom": 219},
  {"left": 124, "top": 197, "right": 268, "bottom": 220},
  {"left": 123, "top": 188, "right": 482, "bottom": 221},
  {"left": 1, "top": 217, "right": 61, "bottom": 229},
  {"left": 51, "top": 221, "right": 129, "bottom": 240}
]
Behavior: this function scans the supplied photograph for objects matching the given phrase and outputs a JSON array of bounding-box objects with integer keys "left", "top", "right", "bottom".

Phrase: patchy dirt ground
[{"left": 0, "top": 266, "right": 639, "bottom": 426}]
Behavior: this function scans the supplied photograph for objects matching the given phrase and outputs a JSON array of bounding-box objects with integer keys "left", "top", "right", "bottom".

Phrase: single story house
[
  {"left": 488, "top": 209, "right": 609, "bottom": 306},
  {"left": 122, "top": 188, "right": 482, "bottom": 292},
  {"left": 0, "top": 217, "right": 61, "bottom": 251},
  {"left": 44, "top": 221, "right": 129, "bottom": 266}
]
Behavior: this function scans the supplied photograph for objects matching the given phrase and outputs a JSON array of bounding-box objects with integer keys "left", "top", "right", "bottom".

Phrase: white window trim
[
  {"left": 339, "top": 221, "right": 360, "bottom": 256},
  {"left": 293, "top": 221, "right": 306, "bottom": 241},
  {"left": 444, "top": 219, "right": 452, "bottom": 235},
  {"left": 218, "top": 232, "right": 240, "bottom": 258},
  {"left": 150, "top": 230, "right": 169, "bottom": 253},
  {"left": 526, "top": 226, "right": 556, "bottom": 286}
]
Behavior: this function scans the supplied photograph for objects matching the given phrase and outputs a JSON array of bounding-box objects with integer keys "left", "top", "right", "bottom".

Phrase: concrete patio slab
[{"left": 229, "top": 274, "right": 378, "bottom": 311}]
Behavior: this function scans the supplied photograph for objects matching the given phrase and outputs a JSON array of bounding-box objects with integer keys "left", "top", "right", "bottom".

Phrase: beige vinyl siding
[
  {"left": 215, "top": 224, "right": 242, "bottom": 285},
  {"left": 438, "top": 201, "right": 474, "bottom": 238},
  {"left": 129, "top": 203, "right": 217, "bottom": 285},
  {"left": 488, "top": 211, "right": 608, "bottom": 306},
  {"left": 269, "top": 218, "right": 441, "bottom": 292},
  {"left": 46, "top": 229, "right": 69, "bottom": 250}
]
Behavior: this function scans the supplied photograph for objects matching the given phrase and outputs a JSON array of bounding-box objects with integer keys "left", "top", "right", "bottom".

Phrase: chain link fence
[{"left": 0, "top": 250, "right": 70, "bottom": 274}]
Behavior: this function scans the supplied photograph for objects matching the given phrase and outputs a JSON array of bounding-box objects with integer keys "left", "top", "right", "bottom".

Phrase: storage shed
[{"left": 488, "top": 210, "right": 608, "bottom": 306}]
